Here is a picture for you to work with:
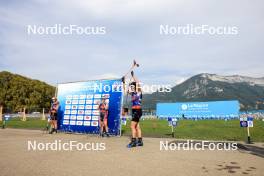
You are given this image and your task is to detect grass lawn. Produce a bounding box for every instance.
[0,118,47,129]
[122,119,264,142]
[1,118,264,142]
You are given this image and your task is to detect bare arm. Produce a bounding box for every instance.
[131,71,141,92]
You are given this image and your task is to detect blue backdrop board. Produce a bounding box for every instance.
[56,79,123,136]
[157,100,239,119]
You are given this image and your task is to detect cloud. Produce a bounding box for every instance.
[0,0,263,86]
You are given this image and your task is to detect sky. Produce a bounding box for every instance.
[0,0,263,86]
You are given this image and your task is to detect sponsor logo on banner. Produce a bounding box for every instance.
[91,121,99,126]
[63,120,69,125]
[93,99,101,104]
[73,95,79,99]
[86,94,93,99]
[180,103,209,112]
[78,110,84,115]
[85,110,92,115]
[66,95,73,99]
[76,121,83,126]
[181,104,188,110]
[86,100,93,104]
[84,121,91,126]
[71,110,77,114]
[94,94,102,98]
[71,105,78,109]
[72,100,79,104]
[64,115,70,120]
[66,100,72,104]
[92,116,99,121]
[78,100,85,104]
[92,110,100,116]
[64,110,71,114]
[85,105,93,109]
[93,105,99,109]
[84,115,92,120]
[77,115,84,120]
[70,121,76,125]
[65,105,71,109]
[80,95,86,99]
[70,115,77,120]
[78,105,85,109]
[102,94,110,98]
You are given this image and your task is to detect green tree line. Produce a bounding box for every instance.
[0,71,55,113]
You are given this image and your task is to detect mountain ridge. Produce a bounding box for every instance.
[143,73,264,111]
[0,71,263,112]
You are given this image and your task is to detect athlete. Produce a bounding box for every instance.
[98,97,109,137]
[49,97,59,134]
[127,71,143,148]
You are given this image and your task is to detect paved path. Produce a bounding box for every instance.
[0,129,263,176]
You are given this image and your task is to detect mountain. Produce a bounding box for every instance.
[0,71,55,113]
[143,73,264,111]
[1,71,263,112]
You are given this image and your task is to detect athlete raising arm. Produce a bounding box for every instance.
[127,71,143,148]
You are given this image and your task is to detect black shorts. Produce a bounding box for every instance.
[51,113,57,120]
[131,109,142,122]
[100,112,106,121]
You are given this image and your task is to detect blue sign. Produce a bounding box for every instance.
[157,100,239,119]
[57,79,123,136]
[240,117,253,127]
[167,117,178,126]
[167,117,172,126]
[247,117,253,127]
[171,118,178,126]
[240,120,248,127]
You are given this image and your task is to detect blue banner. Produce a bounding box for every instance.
[157,100,239,119]
[57,79,123,135]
